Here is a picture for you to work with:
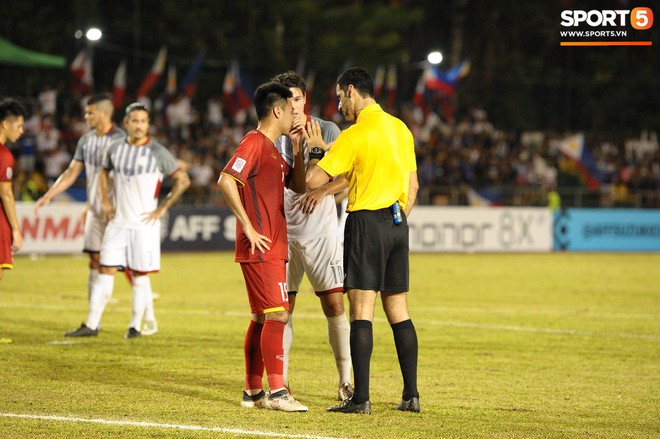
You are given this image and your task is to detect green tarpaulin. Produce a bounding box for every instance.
[0,36,66,68]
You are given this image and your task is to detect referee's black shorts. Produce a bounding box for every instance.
[343,207,409,293]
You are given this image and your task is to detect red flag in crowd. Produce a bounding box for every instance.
[373,65,385,98]
[412,73,428,114]
[70,48,93,95]
[180,52,205,97]
[136,46,167,99]
[423,64,455,95]
[322,81,339,120]
[165,63,177,100]
[558,133,603,189]
[222,59,252,120]
[386,64,397,108]
[112,59,127,109]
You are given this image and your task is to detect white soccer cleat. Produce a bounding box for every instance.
[141,320,158,336]
[267,391,308,412]
[241,390,268,408]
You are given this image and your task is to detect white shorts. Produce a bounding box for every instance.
[83,211,107,253]
[100,221,161,273]
[286,233,344,295]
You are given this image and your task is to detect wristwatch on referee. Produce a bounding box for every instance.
[309,146,325,161]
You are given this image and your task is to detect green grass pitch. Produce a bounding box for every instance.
[1,252,658,438]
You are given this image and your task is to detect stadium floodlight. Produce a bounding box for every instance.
[427,51,443,65]
[85,28,102,42]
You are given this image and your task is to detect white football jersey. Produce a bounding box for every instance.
[102,138,180,227]
[275,117,341,240]
[73,125,125,215]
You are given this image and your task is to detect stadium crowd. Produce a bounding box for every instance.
[7,87,660,209]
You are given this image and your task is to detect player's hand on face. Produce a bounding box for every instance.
[244,223,272,254]
[303,120,326,151]
[298,187,328,215]
[289,127,304,156]
[290,118,305,135]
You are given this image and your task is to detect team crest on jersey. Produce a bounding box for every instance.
[271,153,277,160]
[232,157,247,173]
[5,167,12,180]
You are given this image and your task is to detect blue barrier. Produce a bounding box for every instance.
[554,209,660,251]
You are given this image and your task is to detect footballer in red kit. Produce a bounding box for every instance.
[218,82,308,412]
[222,130,290,264]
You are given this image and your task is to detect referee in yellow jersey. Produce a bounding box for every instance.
[306,67,420,414]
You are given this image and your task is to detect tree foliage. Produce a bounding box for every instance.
[0,0,657,132]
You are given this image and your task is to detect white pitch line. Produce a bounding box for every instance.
[1,304,656,341]
[0,413,342,439]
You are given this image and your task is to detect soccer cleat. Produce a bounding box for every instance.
[396,396,421,413]
[267,390,308,412]
[124,327,141,339]
[141,320,158,336]
[65,323,98,337]
[338,382,354,401]
[327,397,371,414]
[241,390,268,409]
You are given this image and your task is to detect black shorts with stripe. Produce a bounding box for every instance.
[343,207,409,293]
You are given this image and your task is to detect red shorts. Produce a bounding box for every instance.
[240,259,289,315]
[0,214,13,269]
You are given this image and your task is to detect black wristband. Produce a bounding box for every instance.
[309,146,325,161]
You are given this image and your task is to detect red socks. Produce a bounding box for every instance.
[244,320,264,390]
[244,319,286,392]
[261,320,286,391]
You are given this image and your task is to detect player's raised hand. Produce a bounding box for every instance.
[303,120,327,151]
[289,124,304,156]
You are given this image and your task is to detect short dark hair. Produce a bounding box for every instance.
[254,82,292,120]
[270,71,306,94]
[87,93,113,107]
[0,98,27,122]
[124,102,150,119]
[337,67,374,98]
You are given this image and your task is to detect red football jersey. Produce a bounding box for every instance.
[0,143,15,262]
[222,130,290,263]
[0,143,14,184]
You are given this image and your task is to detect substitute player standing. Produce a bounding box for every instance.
[67,102,190,339]
[307,67,420,414]
[0,98,26,344]
[271,71,353,401]
[0,98,26,282]
[218,82,307,412]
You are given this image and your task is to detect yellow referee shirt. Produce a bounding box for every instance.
[317,104,416,212]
